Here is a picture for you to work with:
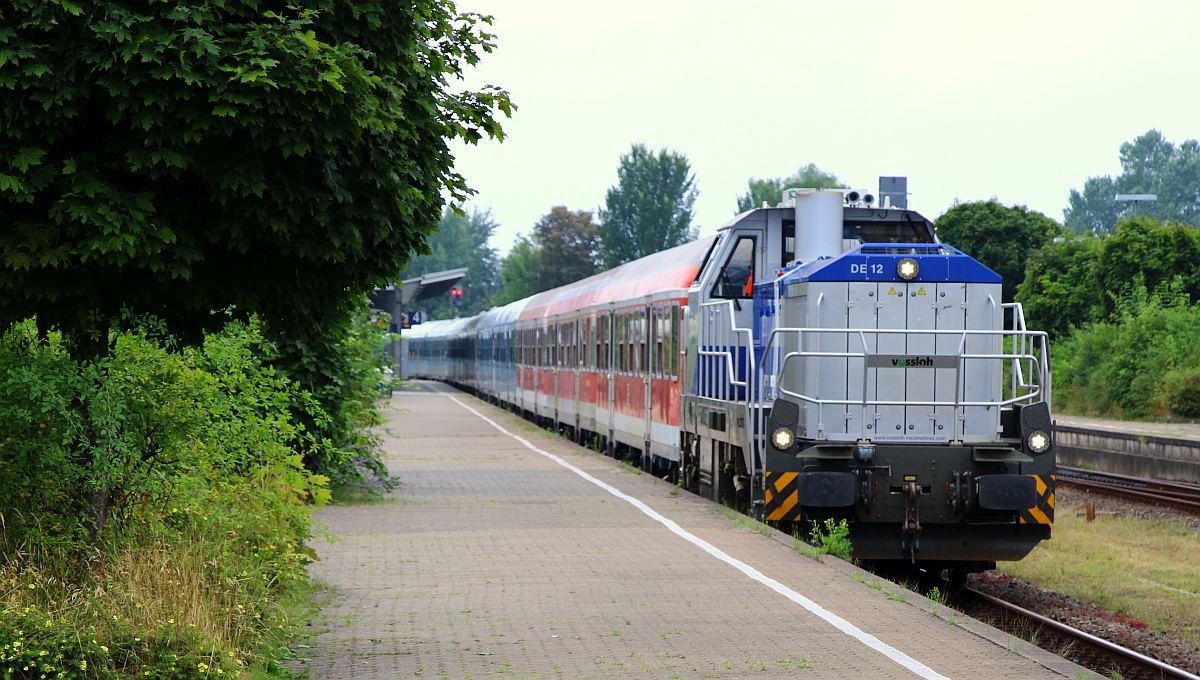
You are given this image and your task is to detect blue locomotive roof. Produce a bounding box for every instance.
[779,243,1001,285]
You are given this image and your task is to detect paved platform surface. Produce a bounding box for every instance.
[294,382,1099,679]
[1057,413,1200,442]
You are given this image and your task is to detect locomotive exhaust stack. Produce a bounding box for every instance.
[788,188,844,264]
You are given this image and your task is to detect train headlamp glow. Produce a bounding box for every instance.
[896,257,919,280]
[1027,430,1051,453]
[772,427,795,450]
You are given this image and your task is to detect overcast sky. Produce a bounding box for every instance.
[448,0,1200,254]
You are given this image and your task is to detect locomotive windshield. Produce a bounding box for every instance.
[843,212,937,244]
[712,235,756,300]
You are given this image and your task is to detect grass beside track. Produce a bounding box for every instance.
[996,497,1200,647]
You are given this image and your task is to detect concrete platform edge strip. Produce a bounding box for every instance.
[448,395,951,680]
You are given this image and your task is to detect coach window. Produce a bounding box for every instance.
[598,314,608,371]
[557,323,564,368]
[713,236,756,299]
[596,315,604,371]
[625,312,634,375]
[627,312,637,375]
[615,313,625,374]
[628,311,638,374]
[602,313,611,372]
[569,320,577,368]
[657,305,667,381]
[584,317,592,369]
[628,312,636,375]
[577,320,584,368]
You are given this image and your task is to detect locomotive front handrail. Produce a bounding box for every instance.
[757,324,1050,443]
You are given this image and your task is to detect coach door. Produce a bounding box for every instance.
[598,307,614,454]
[641,302,653,463]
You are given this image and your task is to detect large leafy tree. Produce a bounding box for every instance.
[1015,236,1105,340]
[0,0,510,537]
[403,206,501,319]
[0,0,511,355]
[495,234,540,305]
[735,163,844,213]
[935,201,1062,302]
[534,206,600,291]
[491,207,601,305]
[1064,130,1200,234]
[598,144,698,269]
[1095,217,1200,318]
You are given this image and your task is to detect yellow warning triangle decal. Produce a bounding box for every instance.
[887,287,897,296]
[917,287,926,296]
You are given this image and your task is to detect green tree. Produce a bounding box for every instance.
[935,201,1062,302]
[598,144,698,268]
[0,0,510,537]
[1015,235,1104,340]
[496,234,541,304]
[1065,130,1200,234]
[1063,176,1120,235]
[403,206,501,319]
[1095,217,1200,318]
[735,163,845,213]
[0,1,511,352]
[534,206,600,291]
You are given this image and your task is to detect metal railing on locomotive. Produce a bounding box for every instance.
[692,295,1051,511]
[694,298,758,496]
[696,298,756,401]
[752,308,1051,467]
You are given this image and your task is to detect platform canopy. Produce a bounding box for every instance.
[369,267,467,321]
[396,267,467,304]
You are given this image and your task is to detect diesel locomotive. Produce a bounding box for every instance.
[404,183,1054,573]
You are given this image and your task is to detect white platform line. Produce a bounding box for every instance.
[448,395,950,680]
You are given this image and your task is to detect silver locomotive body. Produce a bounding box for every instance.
[681,187,1053,567]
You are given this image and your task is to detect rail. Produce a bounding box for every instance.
[1057,466,1200,514]
[961,587,1200,680]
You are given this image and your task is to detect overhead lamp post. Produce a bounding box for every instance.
[1115,193,1157,217]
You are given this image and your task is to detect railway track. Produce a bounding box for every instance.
[956,587,1200,680]
[1057,465,1200,514]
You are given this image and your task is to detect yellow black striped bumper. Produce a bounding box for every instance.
[764,471,802,521]
[1018,474,1055,525]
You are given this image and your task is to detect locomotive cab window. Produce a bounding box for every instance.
[713,236,756,299]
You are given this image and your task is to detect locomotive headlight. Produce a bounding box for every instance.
[772,427,795,450]
[896,257,919,280]
[1027,430,1051,453]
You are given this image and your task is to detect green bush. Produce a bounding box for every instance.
[1054,282,1200,418]
[1160,367,1200,418]
[0,318,329,677]
[268,307,396,493]
[809,519,853,562]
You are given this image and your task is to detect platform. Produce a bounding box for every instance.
[1056,414,1200,442]
[293,381,1099,679]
